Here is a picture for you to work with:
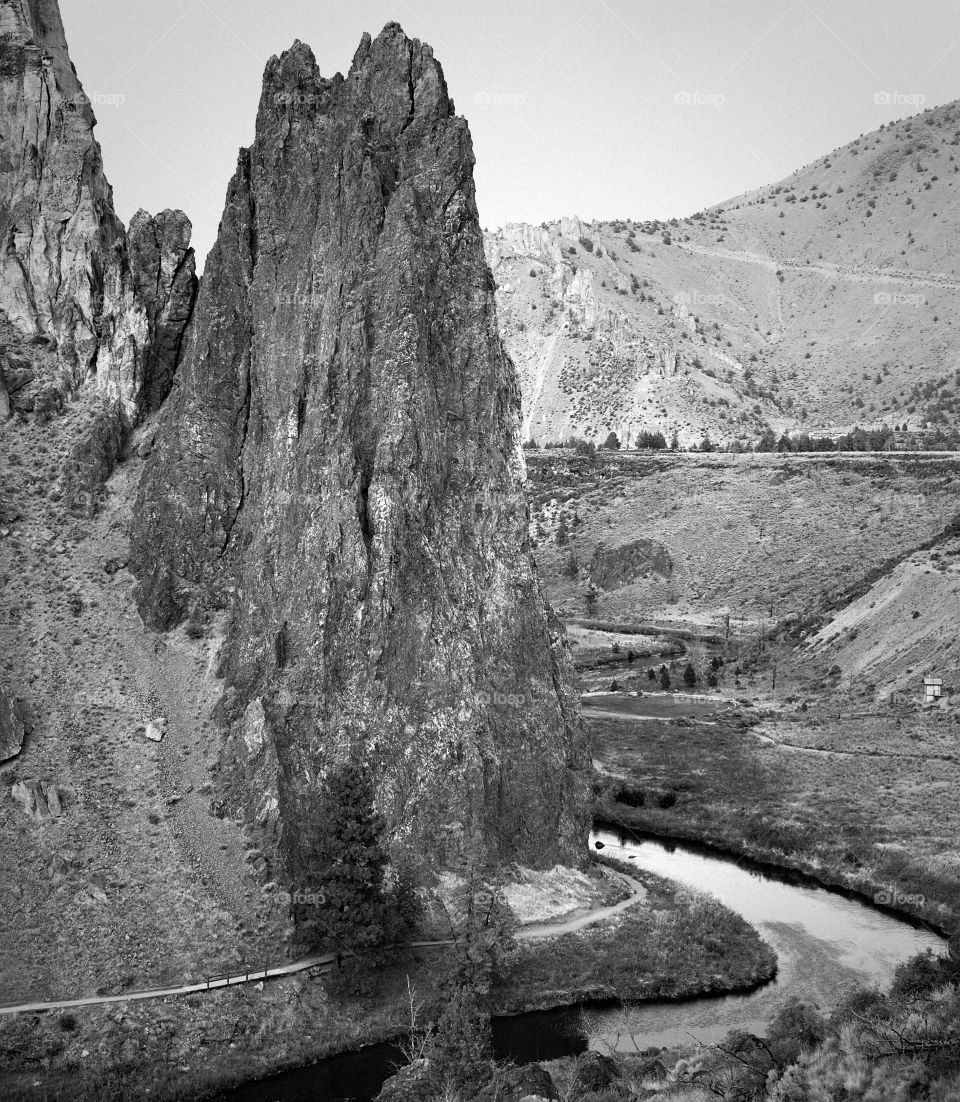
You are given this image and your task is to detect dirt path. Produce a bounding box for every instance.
[676,241,960,291]
[0,871,647,1015]
[751,729,959,764]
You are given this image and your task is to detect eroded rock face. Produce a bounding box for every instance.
[0,1,196,424]
[0,691,25,761]
[131,24,590,872]
[97,209,198,421]
[0,0,123,386]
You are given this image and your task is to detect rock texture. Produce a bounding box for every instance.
[0,0,123,387]
[11,777,71,821]
[0,690,25,761]
[97,208,198,420]
[131,25,589,873]
[0,0,196,423]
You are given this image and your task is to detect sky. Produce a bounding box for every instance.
[63,0,960,269]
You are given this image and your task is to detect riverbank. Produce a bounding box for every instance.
[495,858,776,1015]
[593,703,960,936]
[0,854,776,1101]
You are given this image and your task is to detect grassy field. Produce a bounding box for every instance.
[593,698,960,932]
[497,860,776,1014]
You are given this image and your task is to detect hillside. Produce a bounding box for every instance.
[487,101,960,447]
[527,451,960,631]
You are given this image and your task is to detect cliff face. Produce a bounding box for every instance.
[0,0,122,387]
[0,0,196,425]
[97,208,198,421]
[131,25,590,872]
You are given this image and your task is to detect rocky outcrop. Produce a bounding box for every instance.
[559,215,585,239]
[0,0,124,387]
[0,1,196,423]
[0,691,25,761]
[11,777,72,821]
[591,539,673,588]
[131,25,589,873]
[97,209,198,420]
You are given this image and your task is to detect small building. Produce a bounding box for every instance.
[923,676,943,704]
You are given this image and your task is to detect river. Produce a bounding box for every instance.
[221,827,945,1101]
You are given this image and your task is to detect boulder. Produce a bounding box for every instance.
[0,692,25,761]
[375,1059,433,1101]
[570,1052,621,1097]
[11,778,70,822]
[144,718,166,742]
[483,1062,559,1101]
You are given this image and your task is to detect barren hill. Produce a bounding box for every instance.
[487,101,960,447]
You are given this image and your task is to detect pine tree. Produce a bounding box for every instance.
[289,759,391,967]
[683,662,697,688]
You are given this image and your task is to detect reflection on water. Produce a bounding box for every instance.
[222,828,946,1097]
[582,825,945,1051]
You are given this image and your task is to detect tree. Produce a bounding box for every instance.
[637,430,667,450]
[427,854,516,1095]
[563,550,580,578]
[289,759,391,987]
[659,667,671,690]
[669,429,680,451]
[603,430,621,450]
[756,427,777,452]
[683,663,697,688]
[585,583,599,617]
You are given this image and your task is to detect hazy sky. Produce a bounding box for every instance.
[63,0,960,268]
